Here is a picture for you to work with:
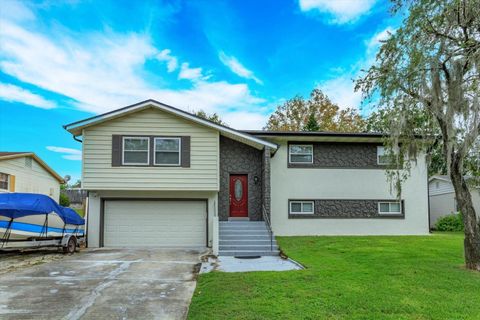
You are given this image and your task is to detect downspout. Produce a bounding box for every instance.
[73,135,83,143]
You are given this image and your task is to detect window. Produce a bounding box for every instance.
[377,146,392,165]
[0,173,9,190]
[122,137,150,165]
[154,137,181,166]
[378,201,402,214]
[289,201,314,214]
[289,145,313,164]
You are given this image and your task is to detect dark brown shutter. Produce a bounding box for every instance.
[181,136,190,168]
[111,135,122,166]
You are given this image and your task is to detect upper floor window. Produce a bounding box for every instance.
[154,137,181,166]
[0,173,9,190]
[378,201,401,214]
[123,137,150,165]
[377,146,390,165]
[289,144,313,164]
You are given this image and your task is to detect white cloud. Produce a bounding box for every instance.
[46,146,82,161]
[0,83,56,109]
[0,3,267,128]
[156,49,178,72]
[318,75,362,109]
[222,111,269,130]
[316,26,394,110]
[298,0,377,24]
[178,62,206,81]
[218,52,262,85]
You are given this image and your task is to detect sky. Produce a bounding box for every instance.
[0,0,401,182]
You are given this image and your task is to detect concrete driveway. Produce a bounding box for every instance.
[0,248,206,320]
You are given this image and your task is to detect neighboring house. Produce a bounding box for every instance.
[64,100,429,255]
[0,152,64,202]
[428,175,480,228]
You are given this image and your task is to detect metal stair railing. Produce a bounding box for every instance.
[262,204,273,251]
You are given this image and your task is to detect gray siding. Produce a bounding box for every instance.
[288,199,405,219]
[288,142,384,169]
[219,136,263,221]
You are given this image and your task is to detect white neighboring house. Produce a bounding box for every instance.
[428,175,480,228]
[0,152,64,202]
[64,100,429,256]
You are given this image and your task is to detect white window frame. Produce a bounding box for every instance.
[0,172,9,191]
[378,201,402,215]
[122,136,150,165]
[153,137,181,166]
[377,146,388,165]
[289,200,315,214]
[289,144,313,164]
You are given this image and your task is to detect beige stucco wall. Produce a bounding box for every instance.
[270,141,429,236]
[0,157,60,202]
[82,107,219,191]
[86,190,217,248]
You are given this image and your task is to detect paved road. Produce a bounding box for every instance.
[0,248,206,319]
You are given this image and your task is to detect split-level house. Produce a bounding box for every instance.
[64,100,429,256]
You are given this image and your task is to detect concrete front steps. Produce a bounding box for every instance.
[219,221,280,257]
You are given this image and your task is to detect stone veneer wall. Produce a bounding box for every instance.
[219,136,263,221]
[288,199,405,219]
[288,142,384,169]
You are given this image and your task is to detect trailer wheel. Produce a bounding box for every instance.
[63,237,77,254]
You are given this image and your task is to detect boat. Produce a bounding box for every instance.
[0,193,85,243]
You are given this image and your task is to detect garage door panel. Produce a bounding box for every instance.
[104,200,206,247]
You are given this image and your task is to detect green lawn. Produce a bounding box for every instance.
[188,233,480,320]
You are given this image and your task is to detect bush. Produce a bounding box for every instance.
[435,213,463,231]
[59,193,70,207]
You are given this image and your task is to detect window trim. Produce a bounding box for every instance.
[153,137,181,166]
[0,172,9,191]
[122,136,150,166]
[289,144,314,164]
[378,201,402,215]
[289,200,315,214]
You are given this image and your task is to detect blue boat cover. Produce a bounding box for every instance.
[0,193,84,225]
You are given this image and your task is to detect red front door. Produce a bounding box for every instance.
[229,174,248,217]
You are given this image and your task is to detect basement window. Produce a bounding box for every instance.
[378,201,401,215]
[289,201,314,214]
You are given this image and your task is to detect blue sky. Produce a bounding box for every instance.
[0,0,399,182]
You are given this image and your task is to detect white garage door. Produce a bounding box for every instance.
[103,200,207,247]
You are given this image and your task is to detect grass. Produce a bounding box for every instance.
[73,208,84,217]
[188,233,480,320]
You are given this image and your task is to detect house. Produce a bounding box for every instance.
[0,152,64,202]
[64,100,429,255]
[428,175,480,228]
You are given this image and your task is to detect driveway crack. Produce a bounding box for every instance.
[65,259,142,320]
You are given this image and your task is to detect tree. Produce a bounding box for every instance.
[264,89,366,132]
[366,108,447,176]
[356,0,480,270]
[304,113,320,131]
[195,110,227,126]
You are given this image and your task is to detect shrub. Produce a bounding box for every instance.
[59,193,70,207]
[435,213,463,231]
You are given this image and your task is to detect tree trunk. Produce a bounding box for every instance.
[450,154,480,271]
